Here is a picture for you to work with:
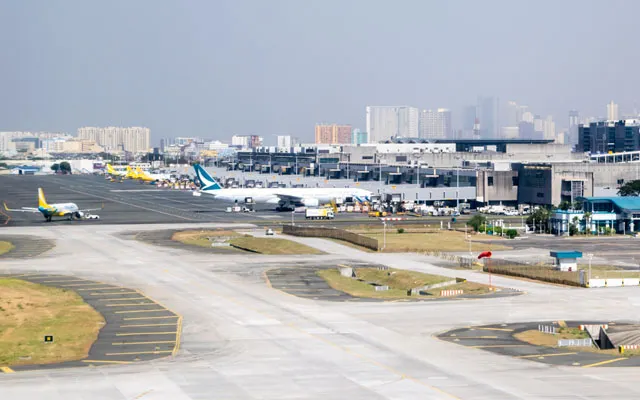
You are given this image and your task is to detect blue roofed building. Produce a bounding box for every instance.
[551,196,640,235]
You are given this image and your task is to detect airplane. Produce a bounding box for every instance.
[135,167,171,182]
[105,164,137,180]
[3,188,103,222]
[192,164,372,211]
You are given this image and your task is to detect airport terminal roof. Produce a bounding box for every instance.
[579,196,640,212]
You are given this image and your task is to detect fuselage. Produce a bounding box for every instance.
[202,187,371,204]
[38,202,79,217]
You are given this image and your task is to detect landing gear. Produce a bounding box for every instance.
[46,216,52,222]
[275,204,295,212]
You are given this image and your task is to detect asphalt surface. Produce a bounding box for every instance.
[0,234,55,259]
[438,321,640,367]
[0,273,180,370]
[2,175,640,398]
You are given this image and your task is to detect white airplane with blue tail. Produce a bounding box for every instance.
[193,164,371,210]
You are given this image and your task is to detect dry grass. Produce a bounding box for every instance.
[229,237,324,255]
[171,229,240,247]
[358,230,511,252]
[0,241,14,255]
[515,328,589,347]
[0,278,105,366]
[316,267,494,299]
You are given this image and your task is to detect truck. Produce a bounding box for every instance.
[305,208,335,220]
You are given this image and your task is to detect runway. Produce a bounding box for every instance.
[1,175,640,399]
[1,221,640,399]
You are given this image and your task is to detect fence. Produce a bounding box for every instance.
[282,224,379,251]
[483,262,584,287]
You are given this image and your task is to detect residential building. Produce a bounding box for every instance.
[77,126,150,153]
[543,116,556,141]
[352,129,368,145]
[366,106,419,143]
[314,124,351,144]
[231,135,262,148]
[418,109,452,139]
[568,110,580,145]
[607,101,619,121]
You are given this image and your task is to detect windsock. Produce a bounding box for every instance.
[477,251,492,259]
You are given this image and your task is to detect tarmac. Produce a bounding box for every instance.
[2,175,640,399]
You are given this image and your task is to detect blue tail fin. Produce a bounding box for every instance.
[193,164,222,190]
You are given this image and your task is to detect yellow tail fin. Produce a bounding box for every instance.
[38,188,50,208]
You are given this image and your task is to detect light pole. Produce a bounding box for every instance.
[381,220,387,251]
[291,210,295,226]
[456,166,460,210]
[586,253,593,283]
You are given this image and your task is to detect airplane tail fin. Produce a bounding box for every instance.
[106,164,115,174]
[193,164,221,190]
[38,188,50,208]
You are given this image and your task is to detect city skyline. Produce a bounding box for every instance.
[2,1,640,143]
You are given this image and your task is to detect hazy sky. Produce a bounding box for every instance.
[2,0,639,144]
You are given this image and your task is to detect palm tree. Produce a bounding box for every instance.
[583,212,592,235]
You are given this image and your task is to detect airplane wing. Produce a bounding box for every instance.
[273,193,304,203]
[3,203,41,213]
[79,203,104,213]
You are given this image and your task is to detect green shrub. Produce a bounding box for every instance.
[505,229,518,239]
[397,228,405,234]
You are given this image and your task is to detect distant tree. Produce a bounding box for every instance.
[59,161,71,173]
[468,215,486,232]
[527,207,552,233]
[618,180,640,196]
[558,201,571,211]
[50,163,60,172]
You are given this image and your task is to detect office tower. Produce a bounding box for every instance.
[231,135,262,148]
[418,108,452,139]
[461,105,477,138]
[77,127,150,153]
[505,101,519,127]
[351,129,368,145]
[533,115,544,139]
[314,124,352,144]
[365,106,419,143]
[477,96,499,138]
[521,111,534,123]
[568,110,579,145]
[607,101,619,121]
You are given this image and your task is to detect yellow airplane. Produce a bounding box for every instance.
[4,188,103,222]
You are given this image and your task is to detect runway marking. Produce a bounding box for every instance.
[60,283,107,288]
[91,291,138,296]
[177,273,460,400]
[105,303,157,307]
[111,340,176,346]
[120,323,178,328]
[122,315,179,321]
[133,389,154,399]
[0,366,15,373]
[517,352,577,359]
[76,286,119,291]
[448,336,499,339]
[472,327,514,332]
[132,289,183,357]
[116,331,177,336]
[114,309,168,314]
[105,350,173,356]
[97,297,147,302]
[82,360,132,365]
[582,358,627,368]
[470,344,531,349]
[63,187,196,221]
[41,279,88,283]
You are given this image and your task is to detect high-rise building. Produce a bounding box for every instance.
[314,124,351,144]
[277,135,293,148]
[365,106,419,143]
[231,135,262,148]
[477,96,499,138]
[607,101,619,121]
[461,105,477,138]
[418,109,452,139]
[543,116,556,141]
[77,127,150,153]
[351,129,368,145]
[568,110,580,145]
[579,120,640,153]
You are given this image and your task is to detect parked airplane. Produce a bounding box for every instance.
[3,188,103,222]
[105,164,138,180]
[193,164,371,210]
[135,167,171,182]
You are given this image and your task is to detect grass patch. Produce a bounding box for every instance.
[515,328,589,347]
[316,267,494,299]
[229,237,324,255]
[0,278,104,366]
[171,229,240,247]
[358,230,511,252]
[0,241,14,255]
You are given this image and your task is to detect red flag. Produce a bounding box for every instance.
[477,251,492,259]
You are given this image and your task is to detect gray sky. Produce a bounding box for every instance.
[2,0,639,144]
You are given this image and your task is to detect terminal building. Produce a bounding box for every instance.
[551,197,640,235]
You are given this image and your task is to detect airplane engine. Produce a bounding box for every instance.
[301,198,319,207]
[74,211,84,219]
